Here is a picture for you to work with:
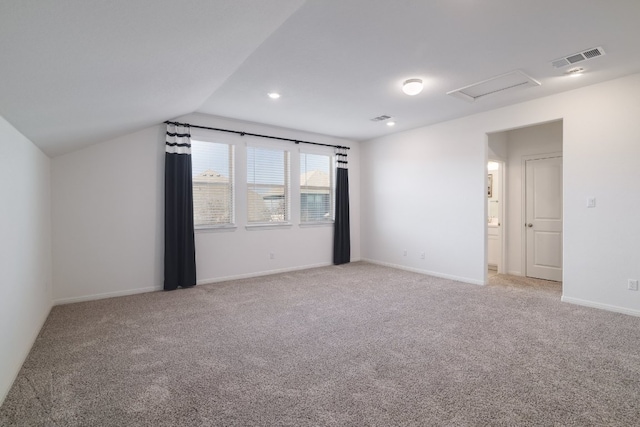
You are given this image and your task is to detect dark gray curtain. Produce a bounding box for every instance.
[164,124,196,290]
[333,148,350,264]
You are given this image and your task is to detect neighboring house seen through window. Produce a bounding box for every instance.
[191,139,336,228]
[300,152,333,222]
[191,140,234,227]
[247,146,290,224]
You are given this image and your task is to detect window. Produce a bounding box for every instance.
[191,140,234,227]
[300,152,333,222]
[247,146,290,223]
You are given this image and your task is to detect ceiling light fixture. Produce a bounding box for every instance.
[565,67,585,77]
[402,79,423,96]
[386,121,396,127]
[267,92,281,99]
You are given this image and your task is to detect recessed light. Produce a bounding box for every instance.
[402,79,423,96]
[267,92,281,99]
[386,121,396,127]
[565,67,585,77]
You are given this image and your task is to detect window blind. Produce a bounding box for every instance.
[247,146,290,223]
[191,140,234,227]
[300,152,333,222]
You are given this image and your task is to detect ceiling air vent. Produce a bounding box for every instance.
[370,114,392,122]
[551,46,606,68]
[446,70,541,103]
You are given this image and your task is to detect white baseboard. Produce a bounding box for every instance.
[0,302,52,406]
[561,296,640,317]
[507,270,523,276]
[361,258,484,286]
[197,262,333,285]
[53,260,358,305]
[53,286,162,306]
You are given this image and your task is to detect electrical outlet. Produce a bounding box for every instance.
[628,279,639,291]
[269,252,275,260]
[420,252,425,260]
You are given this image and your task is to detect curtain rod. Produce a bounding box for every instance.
[165,121,350,150]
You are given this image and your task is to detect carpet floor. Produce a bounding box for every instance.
[1,262,639,426]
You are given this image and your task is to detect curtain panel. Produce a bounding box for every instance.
[333,147,350,265]
[164,124,196,290]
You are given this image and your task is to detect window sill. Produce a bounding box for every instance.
[195,225,237,233]
[299,221,334,228]
[245,223,293,231]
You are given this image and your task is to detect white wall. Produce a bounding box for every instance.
[488,131,507,161]
[52,113,360,303]
[52,126,165,303]
[0,116,52,404]
[361,73,640,316]
[361,117,486,284]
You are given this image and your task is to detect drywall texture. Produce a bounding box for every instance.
[0,116,52,404]
[51,113,360,303]
[361,73,640,316]
[52,126,165,303]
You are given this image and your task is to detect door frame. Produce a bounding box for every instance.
[488,159,506,274]
[520,151,563,278]
[497,160,506,274]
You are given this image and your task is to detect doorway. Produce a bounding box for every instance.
[486,120,563,282]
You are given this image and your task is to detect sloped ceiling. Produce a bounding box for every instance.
[0,0,305,156]
[2,1,640,157]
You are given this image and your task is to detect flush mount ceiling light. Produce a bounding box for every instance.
[386,121,396,127]
[565,67,585,77]
[267,92,281,99]
[402,79,423,96]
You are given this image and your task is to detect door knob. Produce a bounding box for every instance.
[527,223,533,227]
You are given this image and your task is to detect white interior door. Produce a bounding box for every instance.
[525,156,562,281]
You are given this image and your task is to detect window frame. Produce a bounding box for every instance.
[299,148,335,226]
[190,132,236,231]
[245,142,292,228]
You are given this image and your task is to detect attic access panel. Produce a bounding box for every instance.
[447,70,541,102]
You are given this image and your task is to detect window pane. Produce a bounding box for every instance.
[300,153,333,222]
[247,147,290,223]
[191,140,234,226]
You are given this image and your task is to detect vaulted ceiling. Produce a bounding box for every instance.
[2,0,640,157]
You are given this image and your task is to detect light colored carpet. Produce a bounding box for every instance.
[1,262,639,426]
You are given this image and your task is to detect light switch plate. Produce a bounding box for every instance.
[587,198,596,208]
